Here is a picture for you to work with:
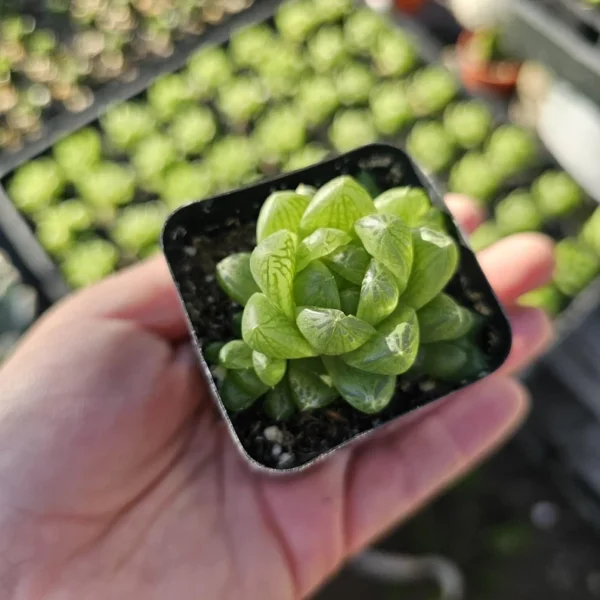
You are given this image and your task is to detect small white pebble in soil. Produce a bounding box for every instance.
[264,426,284,445]
[475,302,493,316]
[207,295,215,304]
[271,444,282,458]
[278,452,294,468]
[204,274,215,283]
[172,226,186,239]
[183,246,197,257]
[419,380,437,392]
[531,501,560,530]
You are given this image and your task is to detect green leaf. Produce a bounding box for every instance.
[354,214,413,293]
[421,339,487,382]
[294,260,341,310]
[323,356,396,414]
[264,380,297,421]
[219,340,254,369]
[204,341,225,365]
[256,191,310,243]
[288,359,339,411]
[357,259,400,326]
[374,187,431,226]
[230,368,270,397]
[253,351,287,387]
[417,294,474,343]
[402,228,460,309]
[216,253,260,306]
[219,371,258,413]
[323,242,371,285]
[250,230,298,320]
[418,207,449,233]
[296,307,375,355]
[242,293,316,359]
[296,228,352,272]
[300,175,375,236]
[343,306,420,375]
[340,288,361,315]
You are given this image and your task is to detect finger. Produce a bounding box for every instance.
[55,255,189,341]
[260,377,528,597]
[500,306,553,375]
[445,194,486,234]
[478,233,555,306]
[344,376,528,555]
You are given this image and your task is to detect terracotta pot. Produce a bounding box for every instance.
[394,0,427,14]
[456,30,521,96]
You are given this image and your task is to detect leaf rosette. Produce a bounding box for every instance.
[211,176,485,419]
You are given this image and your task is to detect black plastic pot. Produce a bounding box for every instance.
[162,143,512,474]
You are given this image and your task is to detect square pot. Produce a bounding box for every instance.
[162,143,512,474]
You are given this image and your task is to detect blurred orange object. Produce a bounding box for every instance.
[394,0,427,14]
[456,30,521,96]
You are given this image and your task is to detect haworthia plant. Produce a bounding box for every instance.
[212,176,486,419]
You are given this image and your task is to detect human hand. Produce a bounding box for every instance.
[0,196,553,600]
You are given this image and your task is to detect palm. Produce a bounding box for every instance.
[0,197,553,600]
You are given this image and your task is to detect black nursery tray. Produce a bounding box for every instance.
[0,0,265,176]
[162,144,512,474]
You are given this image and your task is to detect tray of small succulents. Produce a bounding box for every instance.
[0,0,260,172]
[2,0,600,337]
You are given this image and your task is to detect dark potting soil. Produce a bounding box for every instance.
[166,211,504,471]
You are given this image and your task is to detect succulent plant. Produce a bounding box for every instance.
[112,202,167,256]
[35,199,93,256]
[470,221,502,252]
[307,26,347,73]
[443,101,493,150]
[61,238,119,289]
[449,152,500,204]
[369,81,414,136]
[8,158,65,215]
[206,136,259,190]
[329,109,377,153]
[581,206,600,255]
[275,0,318,44]
[344,8,389,55]
[312,0,354,23]
[519,284,565,317]
[212,175,481,417]
[217,76,265,126]
[532,171,583,219]
[407,121,456,174]
[169,105,217,156]
[256,42,308,100]
[228,24,275,69]
[147,73,193,122]
[132,133,178,189]
[253,105,307,164]
[75,161,136,221]
[100,101,156,153]
[371,29,417,78]
[160,161,213,210]
[495,190,543,235]
[295,75,339,127]
[553,238,600,297]
[486,125,537,180]
[336,62,376,106]
[284,145,329,172]
[53,127,102,180]
[408,66,459,116]
[186,45,234,97]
